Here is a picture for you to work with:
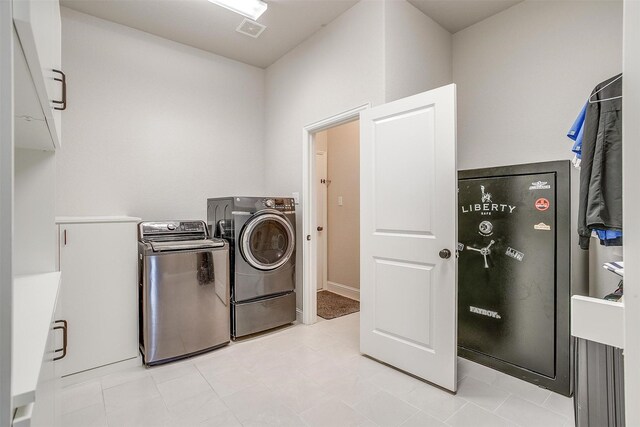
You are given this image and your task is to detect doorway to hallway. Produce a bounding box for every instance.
[313,120,361,321]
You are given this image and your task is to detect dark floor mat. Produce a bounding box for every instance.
[317,290,360,320]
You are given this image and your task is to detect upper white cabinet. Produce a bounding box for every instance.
[13,0,62,150]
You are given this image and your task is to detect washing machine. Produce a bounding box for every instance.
[207,196,296,338]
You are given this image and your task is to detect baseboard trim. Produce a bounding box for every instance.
[61,356,142,387]
[326,281,360,301]
[296,308,303,323]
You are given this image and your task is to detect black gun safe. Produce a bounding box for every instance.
[458,161,572,396]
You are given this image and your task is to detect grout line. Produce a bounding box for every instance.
[352,406,378,426]
[457,373,495,388]
[149,371,170,413]
[539,397,574,422]
[66,315,510,427]
[393,390,426,414]
[442,400,468,424]
[492,393,511,413]
[449,401,520,427]
[99,382,108,427]
[198,409,242,427]
[493,406,524,427]
[494,386,573,422]
[494,395,571,427]
[456,369,469,382]
[490,381,553,408]
[539,390,577,422]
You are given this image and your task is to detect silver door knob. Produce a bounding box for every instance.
[317,226,324,231]
[439,249,451,259]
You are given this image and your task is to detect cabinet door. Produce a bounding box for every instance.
[30,318,56,427]
[58,223,139,376]
[13,0,62,148]
[47,0,62,144]
[13,32,51,150]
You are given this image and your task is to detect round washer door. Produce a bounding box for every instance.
[240,212,295,271]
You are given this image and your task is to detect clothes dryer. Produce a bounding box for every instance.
[207,197,296,338]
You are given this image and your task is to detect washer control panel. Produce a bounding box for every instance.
[263,198,294,210]
[140,220,208,238]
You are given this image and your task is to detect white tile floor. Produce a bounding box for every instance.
[60,313,575,427]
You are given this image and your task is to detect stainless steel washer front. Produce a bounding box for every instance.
[139,221,230,365]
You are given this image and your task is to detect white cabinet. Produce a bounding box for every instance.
[4,1,61,424]
[29,314,62,427]
[12,273,62,427]
[56,217,141,377]
[571,295,625,348]
[13,0,62,150]
[14,34,51,150]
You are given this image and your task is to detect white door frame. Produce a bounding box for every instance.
[315,150,328,292]
[623,1,640,425]
[0,2,13,426]
[301,103,369,325]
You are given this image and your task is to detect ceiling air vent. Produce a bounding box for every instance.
[236,18,266,38]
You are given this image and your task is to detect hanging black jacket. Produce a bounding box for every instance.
[578,74,623,250]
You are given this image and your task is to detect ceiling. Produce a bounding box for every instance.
[61,0,523,69]
[61,0,359,68]
[407,0,523,33]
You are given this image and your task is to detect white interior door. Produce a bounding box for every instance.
[360,84,457,391]
[316,151,327,291]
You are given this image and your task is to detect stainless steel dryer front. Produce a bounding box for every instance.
[207,197,296,338]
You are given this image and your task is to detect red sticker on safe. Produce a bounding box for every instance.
[535,198,550,211]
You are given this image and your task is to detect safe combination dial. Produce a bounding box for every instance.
[466,240,495,269]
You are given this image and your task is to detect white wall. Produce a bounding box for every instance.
[453,0,623,170]
[315,130,327,152]
[264,0,456,308]
[264,0,386,308]
[589,245,623,298]
[384,0,452,102]
[0,2,12,425]
[326,120,360,290]
[453,0,623,295]
[14,150,56,276]
[265,1,385,196]
[57,8,266,221]
[623,0,640,423]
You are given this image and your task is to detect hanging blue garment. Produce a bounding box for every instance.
[568,101,622,247]
[567,102,587,159]
[595,229,623,246]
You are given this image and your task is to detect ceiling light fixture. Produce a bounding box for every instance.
[207,0,268,21]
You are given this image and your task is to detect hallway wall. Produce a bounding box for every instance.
[326,121,360,291]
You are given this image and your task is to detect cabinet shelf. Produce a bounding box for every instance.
[12,272,61,408]
[571,295,624,349]
[13,0,62,150]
